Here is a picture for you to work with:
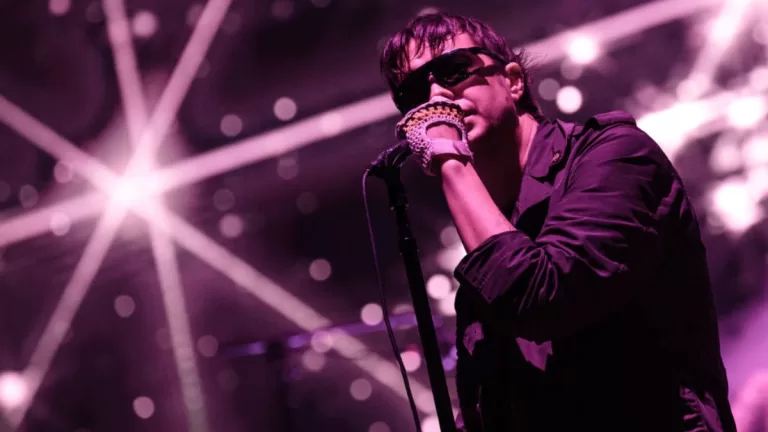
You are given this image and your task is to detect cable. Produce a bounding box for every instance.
[362,170,423,432]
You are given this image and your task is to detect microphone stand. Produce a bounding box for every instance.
[369,152,456,432]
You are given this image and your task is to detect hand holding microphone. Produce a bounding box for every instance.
[395,96,474,175]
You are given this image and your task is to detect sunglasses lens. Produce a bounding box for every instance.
[394,50,478,114]
[432,52,474,85]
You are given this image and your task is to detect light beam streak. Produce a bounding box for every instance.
[104,0,212,429]
[3,0,231,426]
[0,193,104,247]
[679,0,758,101]
[0,0,724,249]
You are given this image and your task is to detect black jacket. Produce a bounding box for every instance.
[454,112,736,431]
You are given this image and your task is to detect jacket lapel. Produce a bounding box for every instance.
[511,120,572,233]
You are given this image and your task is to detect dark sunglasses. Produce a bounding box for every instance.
[392,47,507,114]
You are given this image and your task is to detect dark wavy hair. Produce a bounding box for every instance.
[380,13,543,121]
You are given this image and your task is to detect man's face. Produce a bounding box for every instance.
[403,33,519,148]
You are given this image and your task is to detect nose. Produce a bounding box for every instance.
[428,74,455,102]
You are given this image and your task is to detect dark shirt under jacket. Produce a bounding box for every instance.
[453,112,736,432]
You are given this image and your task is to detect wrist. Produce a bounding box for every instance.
[437,156,472,178]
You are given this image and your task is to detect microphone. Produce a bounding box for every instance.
[367,140,411,176]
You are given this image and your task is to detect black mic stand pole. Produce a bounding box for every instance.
[369,159,456,432]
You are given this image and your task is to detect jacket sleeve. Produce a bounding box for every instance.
[453,126,670,343]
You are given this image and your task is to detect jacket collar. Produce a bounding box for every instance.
[525,119,572,180]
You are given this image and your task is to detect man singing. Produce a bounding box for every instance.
[380,13,736,431]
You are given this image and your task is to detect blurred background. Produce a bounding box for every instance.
[0,0,767,430]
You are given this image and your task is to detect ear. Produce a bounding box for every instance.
[504,62,524,102]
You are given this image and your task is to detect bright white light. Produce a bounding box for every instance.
[50,212,71,236]
[301,350,326,371]
[49,0,71,16]
[566,35,600,65]
[749,67,768,90]
[296,192,318,214]
[132,10,158,39]
[19,185,39,209]
[401,350,422,372]
[220,114,243,137]
[675,74,710,100]
[709,139,743,174]
[369,422,391,432]
[538,78,561,101]
[436,243,466,272]
[196,335,218,357]
[212,188,235,211]
[133,396,155,419]
[219,214,244,238]
[360,303,383,326]
[114,295,136,318]
[708,178,762,234]
[726,97,767,129]
[556,86,583,114]
[0,371,29,411]
[438,289,458,317]
[112,176,151,206]
[350,378,373,401]
[753,25,767,45]
[426,274,452,300]
[274,97,298,121]
[421,415,440,432]
[637,102,707,150]
[746,167,768,199]
[309,259,332,281]
[742,135,768,167]
[310,331,333,353]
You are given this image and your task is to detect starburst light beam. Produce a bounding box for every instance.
[0,0,725,251]
[0,193,105,247]
[104,0,212,429]
[8,202,130,427]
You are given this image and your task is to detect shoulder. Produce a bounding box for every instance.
[566,111,667,163]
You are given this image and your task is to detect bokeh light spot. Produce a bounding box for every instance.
[133,396,155,419]
[131,10,158,39]
[360,303,383,326]
[197,335,219,358]
[220,114,243,137]
[401,350,422,372]
[556,86,583,114]
[369,422,391,432]
[114,295,136,318]
[309,258,332,281]
[426,274,452,300]
[50,212,72,236]
[19,185,39,209]
[219,214,245,238]
[350,378,373,401]
[274,97,298,121]
[49,0,71,16]
[212,188,236,211]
